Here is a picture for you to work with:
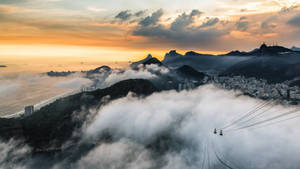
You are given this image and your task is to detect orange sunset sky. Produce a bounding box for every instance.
[0,0,300,69]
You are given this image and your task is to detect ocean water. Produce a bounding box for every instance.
[0,61,128,116]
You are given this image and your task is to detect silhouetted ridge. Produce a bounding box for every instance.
[143,57,162,66]
[131,54,163,68]
[225,50,250,56]
[168,50,180,56]
[224,44,294,56]
[185,51,208,56]
[176,65,205,79]
[164,50,183,58]
[89,65,111,73]
[222,59,300,83]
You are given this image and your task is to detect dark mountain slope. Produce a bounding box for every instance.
[222,57,300,83]
[162,50,250,72]
[130,54,163,69]
[143,57,163,66]
[176,65,205,80]
[222,44,297,56]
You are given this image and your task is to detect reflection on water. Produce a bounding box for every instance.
[0,74,74,116]
[0,60,129,74]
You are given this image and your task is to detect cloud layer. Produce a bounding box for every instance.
[1,84,300,168]
[1,2,300,51]
[81,85,300,169]
[0,73,92,116]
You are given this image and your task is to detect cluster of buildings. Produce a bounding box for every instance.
[177,79,197,91]
[81,86,97,92]
[208,76,300,104]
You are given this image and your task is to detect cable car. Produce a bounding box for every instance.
[214,128,217,134]
[219,130,223,136]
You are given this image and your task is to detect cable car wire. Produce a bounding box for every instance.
[249,113,300,130]
[227,108,300,132]
[225,103,276,131]
[220,100,273,130]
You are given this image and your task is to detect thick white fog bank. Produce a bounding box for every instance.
[55,77,92,89]
[0,140,31,169]
[97,64,169,89]
[1,84,300,169]
[83,85,300,169]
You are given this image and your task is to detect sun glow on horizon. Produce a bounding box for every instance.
[1,0,300,73]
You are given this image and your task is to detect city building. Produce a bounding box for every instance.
[24,105,34,117]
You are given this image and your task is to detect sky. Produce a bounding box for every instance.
[0,0,300,68]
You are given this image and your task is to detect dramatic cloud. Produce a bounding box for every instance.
[288,14,300,27]
[235,16,249,31]
[133,9,226,48]
[138,9,163,27]
[200,18,219,28]
[279,5,299,14]
[1,2,300,52]
[134,10,146,17]
[170,9,202,31]
[115,10,132,21]
[260,16,277,32]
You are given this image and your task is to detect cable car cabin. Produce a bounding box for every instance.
[219,130,223,136]
[214,128,217,134]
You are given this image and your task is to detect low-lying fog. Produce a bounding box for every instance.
[2,85,300,169]
[0,73,92,116]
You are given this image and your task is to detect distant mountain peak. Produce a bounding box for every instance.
[260,43,268,50]
[224,50,249,56]
[257,44,292,55]
[131,54,163,68]
[224,44,294,56]
[169,50,178,55]
[165,50,182,57]
[142,57,162,66]
[163,50,183,63]
[94,65,111,72]
[291,46,300,51]
[87,65,111,74]
[145,54,153,60]
[185,51,204,56]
